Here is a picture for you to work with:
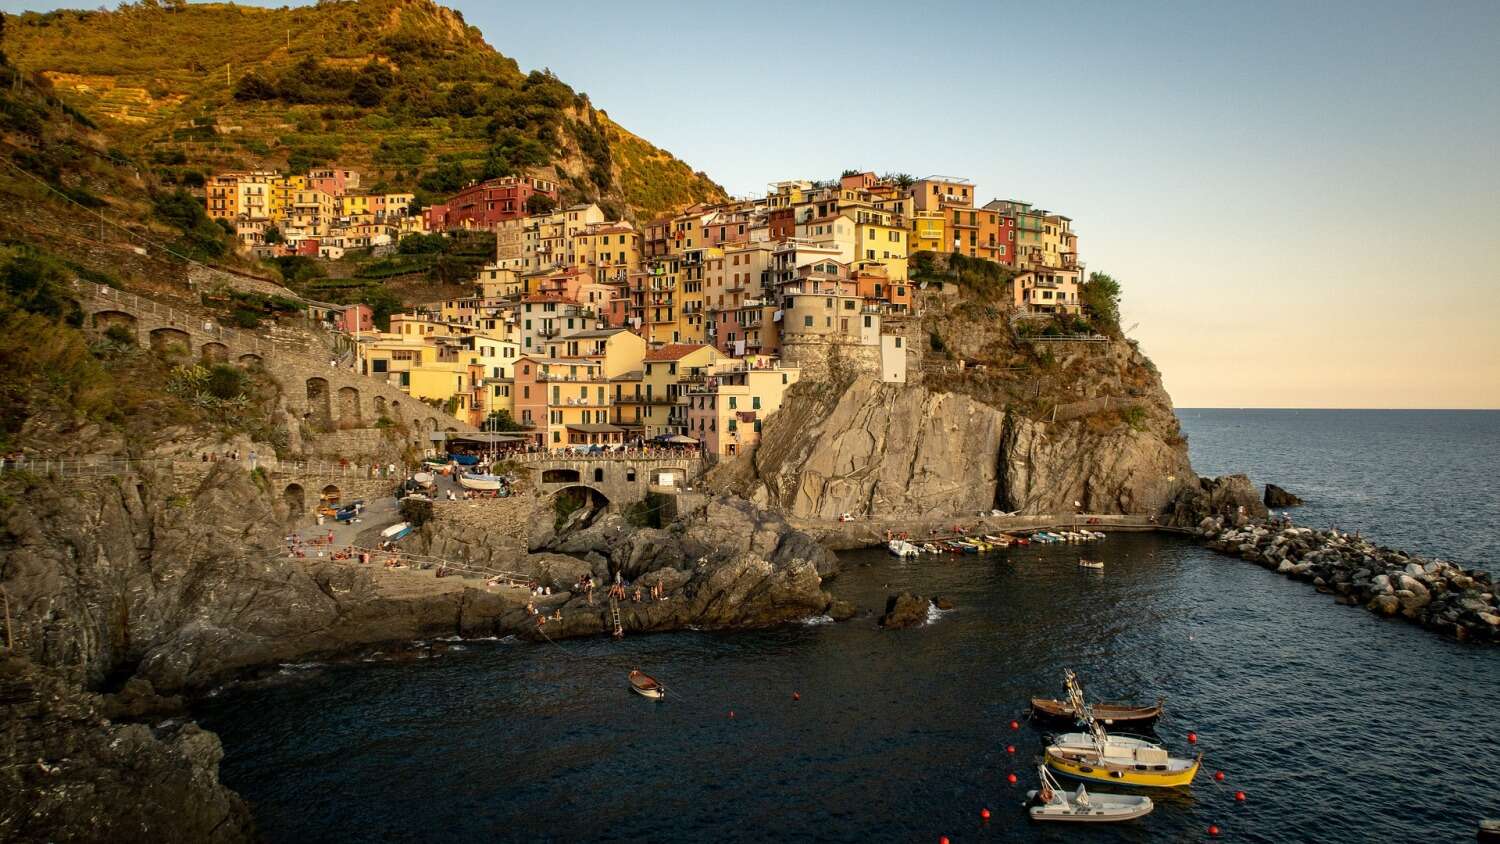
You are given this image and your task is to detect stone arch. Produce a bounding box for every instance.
[336,386,361,428]
[200,341,229,364]
[390,400,405,424]
[320,484,341,506]
[422,417,438,433]
[149,327,192,359]
[372,395,388,421]
[306,377,332,428]
[238,353,263,367]
[542,468,581,484]
[283,483,305,515]
[92,309,137,335]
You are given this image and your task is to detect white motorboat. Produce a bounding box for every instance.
[1027,765,1153,822]
[887,539,919,557]
[458,471,502,491]
[1079,559,1104,570]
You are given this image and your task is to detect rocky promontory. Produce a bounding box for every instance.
[1200,519,1498,641]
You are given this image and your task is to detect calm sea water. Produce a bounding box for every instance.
[198,411,1500,842]
[1178,409,1500,571]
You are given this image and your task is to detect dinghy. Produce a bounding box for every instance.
[887,540,920,558]
[628,669,665,699]
[1078,559,1104,570]
[458,471,502,491]
[1027,765,1153,823]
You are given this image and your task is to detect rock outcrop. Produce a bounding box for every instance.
[1264,483,1304,508]
[879,593,931,629]
[0,655,254,842]
[1167,474,1268,527]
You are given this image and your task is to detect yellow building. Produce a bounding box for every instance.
[852,210,909,283]
[545,327,646,379]
[641,343,721,437]
[683,359,801,456]
[339,193,371,218]
[910,210,946,254]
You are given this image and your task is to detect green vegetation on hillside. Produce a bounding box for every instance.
[5,0,726,219]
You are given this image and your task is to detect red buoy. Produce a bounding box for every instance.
[939,837,950,844]
[728,710,735,719]
[1010,720,1020,730]
[1007,773,1018,784]
[1214,770,1225,781]
[792,692,800,701]
[1235,790,1246,802]
[980,807,991,820]
[1187,731,1198,744]
[1006,744,1016,754]
[1208,824,1220,836]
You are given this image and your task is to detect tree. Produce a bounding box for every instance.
[362,285,403,331]
[525,193,555,215]
[483,409,523,431]
[1082,271,1123,336]
[350,61,395,107]
[233,72,278,101]
[263,225,283,245]
[445,82,482,118]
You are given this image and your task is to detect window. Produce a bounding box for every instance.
[752,396,761,410]
[804,315,813,327]
[729,397,737,409]
[372,359,388,373]
[864,315,872,328]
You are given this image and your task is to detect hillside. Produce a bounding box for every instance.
[4,0,726,220]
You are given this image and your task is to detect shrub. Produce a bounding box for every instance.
[399,496,434,527]
[103,324,135,346]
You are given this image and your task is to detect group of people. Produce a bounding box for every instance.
[283,530,336,559]
[605,576,668,604]
[525,601,563,628]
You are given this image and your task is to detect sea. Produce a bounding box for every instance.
[197,410,1500,843]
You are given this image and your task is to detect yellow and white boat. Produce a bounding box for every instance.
[1044,732,1201,787]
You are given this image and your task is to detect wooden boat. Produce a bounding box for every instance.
[1031,669,1164,727]
[1078,559,1105,570]
[458,472,502,491]
[1027,765,1153,823]
[628,669,665,699]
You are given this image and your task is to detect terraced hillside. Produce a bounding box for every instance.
[4,0,725,219]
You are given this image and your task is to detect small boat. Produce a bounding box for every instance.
[1008,534,1031,546]
[1031,670,1164,728]
[1079,560,1104,570]
[921,543,941,554]
[458,472,503,491]
[888,540,919,558]
[1027,765,1153,823]
[412,471,435,488]
[628,669,665,699]
[448,453,481,466]
[1479,819,1500,842]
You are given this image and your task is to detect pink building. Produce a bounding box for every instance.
[336,304,374,334]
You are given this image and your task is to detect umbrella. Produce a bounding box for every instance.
[663,434,698,445]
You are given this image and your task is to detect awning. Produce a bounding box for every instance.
[662,434,698,444]
[565,423,625,433]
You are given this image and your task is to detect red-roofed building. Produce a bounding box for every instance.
[424,176,560,232]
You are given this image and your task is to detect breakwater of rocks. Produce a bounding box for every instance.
[1199,519,1498,642]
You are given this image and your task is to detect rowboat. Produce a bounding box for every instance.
[1027,765,1153,823]
[1031,669,1164,727]
[458,472,502,491]
[1078,560,1105,570]
[628,669,665,699]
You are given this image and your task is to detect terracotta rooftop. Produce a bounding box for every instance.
[644,343,713,362]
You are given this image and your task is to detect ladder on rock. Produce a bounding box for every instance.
[609,596,623,639]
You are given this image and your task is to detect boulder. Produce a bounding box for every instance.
[880,593,931,629]
[1263,483,1304,507]
[1368,595,1400,616]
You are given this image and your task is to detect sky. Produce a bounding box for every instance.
[5,0,1498,408]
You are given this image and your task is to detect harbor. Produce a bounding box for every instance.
[196,532,1500,842]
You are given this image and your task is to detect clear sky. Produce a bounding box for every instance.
[6,0,1498,408]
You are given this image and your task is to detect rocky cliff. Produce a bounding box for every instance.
[0,655,253,843]
[716,338,1199,521]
